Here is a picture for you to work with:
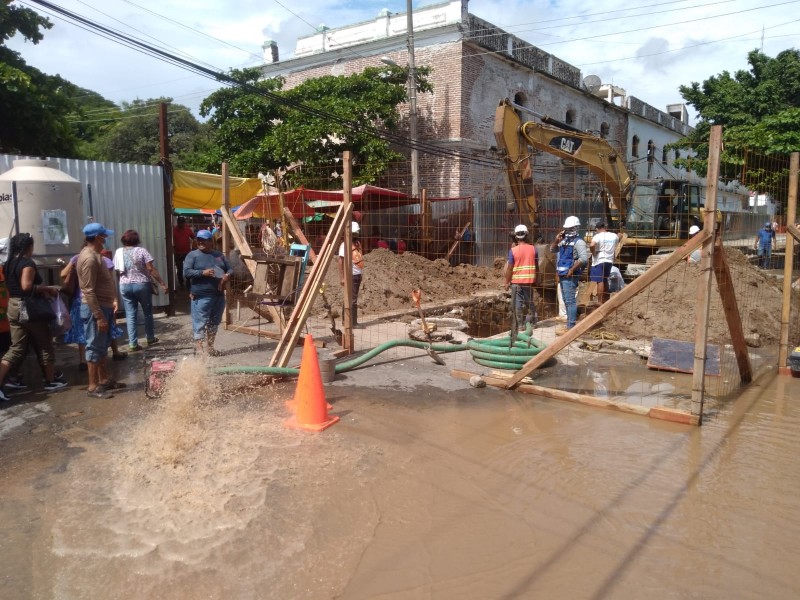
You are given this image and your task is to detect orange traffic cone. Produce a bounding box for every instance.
[284,335,339,432]
[286,336,332,413]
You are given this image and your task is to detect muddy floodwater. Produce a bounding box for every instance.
[1,357,799,599]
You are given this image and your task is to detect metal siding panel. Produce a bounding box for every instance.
[1,154,168,306]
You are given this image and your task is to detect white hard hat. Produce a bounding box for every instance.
[351,222,360,234]
[514,224,528,238]
[689,225,700,235]
[563,216,580,229]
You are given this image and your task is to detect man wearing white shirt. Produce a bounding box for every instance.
[589,222,619,305]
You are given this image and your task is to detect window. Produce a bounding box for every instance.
[600,122,610,138]
[514,92,526,107]
[566,109,576,126]
[675,149,680,160]
[647,140,655,162]
[662,148,668,165]
[632,135,640,158]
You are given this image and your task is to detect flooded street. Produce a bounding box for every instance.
[1,357,799,599]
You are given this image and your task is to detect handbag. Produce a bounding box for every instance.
[49,294,72,336]
[19,295,56,323]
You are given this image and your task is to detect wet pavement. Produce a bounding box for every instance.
[1,293,800,598]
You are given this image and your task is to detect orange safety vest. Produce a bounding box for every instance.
[510,243,536,284]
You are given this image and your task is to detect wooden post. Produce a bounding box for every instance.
[779,152,799,369]
[421,189,430,259]
[503,230,710,388]
[712,236,752,383]
[221,163,231,325]
[341,151,355,353]
[158,102,175,316]
[691,125,722,424]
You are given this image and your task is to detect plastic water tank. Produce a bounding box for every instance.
[0,159,84,264]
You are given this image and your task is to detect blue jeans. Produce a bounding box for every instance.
[560,276,580,329]
[757,245,772,268]
[120,282,155,346]
[81,304,114,363]
[510,284,536,330]
[191,295,226,340]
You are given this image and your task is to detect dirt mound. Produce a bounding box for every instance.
[603,248,796,345]
[320,248,505,317]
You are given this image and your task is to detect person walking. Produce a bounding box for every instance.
[338,222,364,327]
[754,221,776,269]
[588,221,618,304]
[77,223,119,399]
[504,224,538,331]
[0,233,67,401]
[172,216,195,289]
[551,216,588,333]
[183,229,232,355]
[114,230,167,351]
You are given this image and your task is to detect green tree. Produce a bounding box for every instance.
[195,65,433,186]
[94,98,207,168]
[673,48,800,188]
[0,1,78,155]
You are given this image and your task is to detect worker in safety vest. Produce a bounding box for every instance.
[504,224,538,331]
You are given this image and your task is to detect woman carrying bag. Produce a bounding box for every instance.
[113,229,167,351]
[0,233,68,400]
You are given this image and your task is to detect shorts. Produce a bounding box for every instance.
[590,262,612,283]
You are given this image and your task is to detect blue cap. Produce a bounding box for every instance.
[83,223,114,237]
[197,229,213,240]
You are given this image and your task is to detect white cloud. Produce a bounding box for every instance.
[6,0,798,124]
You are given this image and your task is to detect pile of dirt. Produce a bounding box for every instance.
[603,248,797,345]
[312,246,796,346]
[319,248,505,317]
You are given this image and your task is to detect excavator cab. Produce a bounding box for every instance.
[625,180,701,240]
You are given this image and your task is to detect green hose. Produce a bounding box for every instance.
[211,328,546,376]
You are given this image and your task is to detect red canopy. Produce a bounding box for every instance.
[234,185,412,220]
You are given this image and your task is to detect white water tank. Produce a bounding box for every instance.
[0,159,84,265]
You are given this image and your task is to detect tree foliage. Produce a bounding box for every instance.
[672,48,800,191]
[194,65,433,186]
[0,1,79,156]
[92,97,208,168]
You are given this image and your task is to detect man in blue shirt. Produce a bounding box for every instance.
[184,229,233,355]
[754,222,776,269]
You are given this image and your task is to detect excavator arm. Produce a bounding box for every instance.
[494,99,633,232]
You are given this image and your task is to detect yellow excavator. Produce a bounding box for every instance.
[493,99,721,271]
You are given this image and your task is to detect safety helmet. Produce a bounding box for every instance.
[563,216,580,229]
[351,222,360,234]
[764,221,772,228]
[514,224,528,238]
[689,225,700,235]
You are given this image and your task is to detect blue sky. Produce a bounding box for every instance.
[9,0,799,123]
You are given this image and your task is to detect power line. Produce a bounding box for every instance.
[25,0,501,168]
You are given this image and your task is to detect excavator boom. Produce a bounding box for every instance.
[494,99,632,233]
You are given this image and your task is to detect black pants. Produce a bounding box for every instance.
[175,253,188,286]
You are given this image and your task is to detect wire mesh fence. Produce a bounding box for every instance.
[216,141,799,425]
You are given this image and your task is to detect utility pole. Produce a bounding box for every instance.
[406,0,420,199]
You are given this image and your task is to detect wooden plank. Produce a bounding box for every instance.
[220,206,257,278]
[647,337,721,376]
[283,207,317,264]
[502,229,711,388]
[445,221,471,261]
[787,223,800,243]
[268,201,350,367]
[341,151,354,352]
[712,236,752,382]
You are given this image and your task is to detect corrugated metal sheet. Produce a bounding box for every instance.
[1,155,168,306]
